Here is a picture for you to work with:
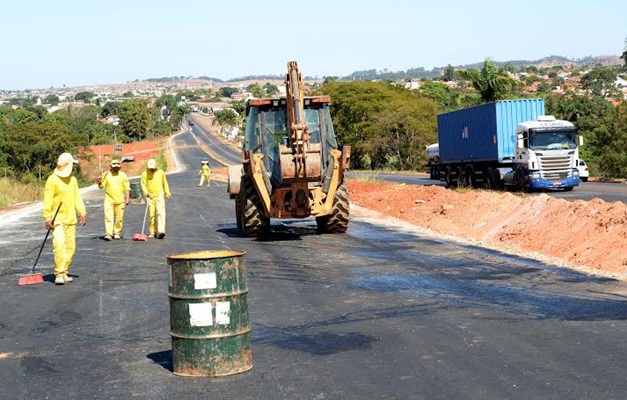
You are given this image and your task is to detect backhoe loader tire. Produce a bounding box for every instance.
[235,193,243,231]
[238,175,269,236]
[316,183,349,233]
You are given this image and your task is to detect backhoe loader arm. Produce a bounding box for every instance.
[285,61,309,177]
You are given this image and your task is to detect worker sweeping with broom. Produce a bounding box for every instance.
[97,159,130,241]
[141,159,171,239]
[42,152,87,285]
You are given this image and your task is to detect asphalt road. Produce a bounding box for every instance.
[1,130,627,400]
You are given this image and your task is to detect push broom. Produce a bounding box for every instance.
[132,200,149,241]
[18,202,62,286]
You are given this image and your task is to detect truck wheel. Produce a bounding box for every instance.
[484,168,494,189]
[456,166,465,188]
[445,166,455,188]
[316,183,350,233]
[515,169,526,192]
[492,169,504,191]
[239,176,269,236]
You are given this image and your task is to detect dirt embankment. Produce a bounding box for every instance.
[81,136,177,181]
[348,180,627,280]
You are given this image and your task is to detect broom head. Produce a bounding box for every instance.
[132,233,148,241]
[18,273,45,286]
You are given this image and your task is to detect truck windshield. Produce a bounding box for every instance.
[528,129,577,150]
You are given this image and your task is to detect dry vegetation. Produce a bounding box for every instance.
[0,177,44,208]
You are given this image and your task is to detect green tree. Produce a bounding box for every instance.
[0,122,87,179]
[525,75,543,86]
[219,87,238,98]
[118,99,151,140]
[440,64,456,82]
[586,102,627,178]
[168,104,188,131]
[263,83,279,96]
[74,91,95,102]
[43,94,59,106]
[231,100,246,115]
[320,81,439,170]
[101,101,120,118]
[213,109,239,127]
[580,66,620,98]
[457,60,522,103]
[536,82,550,93]
[246,83,265,98]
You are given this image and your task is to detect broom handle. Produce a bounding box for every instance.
[32,202,62,273]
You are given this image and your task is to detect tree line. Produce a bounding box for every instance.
[0,94,189,183]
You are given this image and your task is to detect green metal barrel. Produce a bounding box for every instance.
[167,250,252,377]
[129,182,142,200]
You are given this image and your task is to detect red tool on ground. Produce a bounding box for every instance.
[132,201,149,241]
[18,202,62,286]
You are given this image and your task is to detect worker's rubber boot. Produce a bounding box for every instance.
[55,275,65,285]
[64,274,73,283]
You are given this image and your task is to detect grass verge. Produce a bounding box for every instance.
[0,178,44,208]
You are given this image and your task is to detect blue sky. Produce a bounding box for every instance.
[1,0,626,90]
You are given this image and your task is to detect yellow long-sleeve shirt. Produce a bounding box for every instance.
[199,164,210,176]
[99,170,130,204]
[141,169,171,198]
[43,174,86,225]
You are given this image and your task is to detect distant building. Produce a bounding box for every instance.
[100,114,120,125]
[231,92,253,101]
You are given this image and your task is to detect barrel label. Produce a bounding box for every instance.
[215,301,230,325]
[188,303,213,326]
[194,272,217,290]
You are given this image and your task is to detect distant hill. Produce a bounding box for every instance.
[339,54,623,82]
[136,55,623,85]
[143,76,223,83]
[457,54,622,69]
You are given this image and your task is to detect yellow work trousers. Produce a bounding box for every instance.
[104,201,125,236]
[52,223,76,277]
[198,174,210,186]
[148,194,166,235]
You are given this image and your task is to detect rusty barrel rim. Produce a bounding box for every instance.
[167,249,245,261]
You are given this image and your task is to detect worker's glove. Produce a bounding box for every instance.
[45,220,54,230]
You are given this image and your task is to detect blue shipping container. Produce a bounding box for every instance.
[437,99,545,164]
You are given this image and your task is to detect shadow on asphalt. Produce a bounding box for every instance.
[147,350,173,372]
[217,220,337,242]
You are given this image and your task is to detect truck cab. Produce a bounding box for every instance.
[513,116,582,191]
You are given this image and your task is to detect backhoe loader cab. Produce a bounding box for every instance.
[227,62,350,236]
[244,97,339,187]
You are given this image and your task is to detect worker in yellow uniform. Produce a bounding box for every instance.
[140,159,171,239]
[43,152,87,285]
[97,159,130,241]
[197,159,211,187]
